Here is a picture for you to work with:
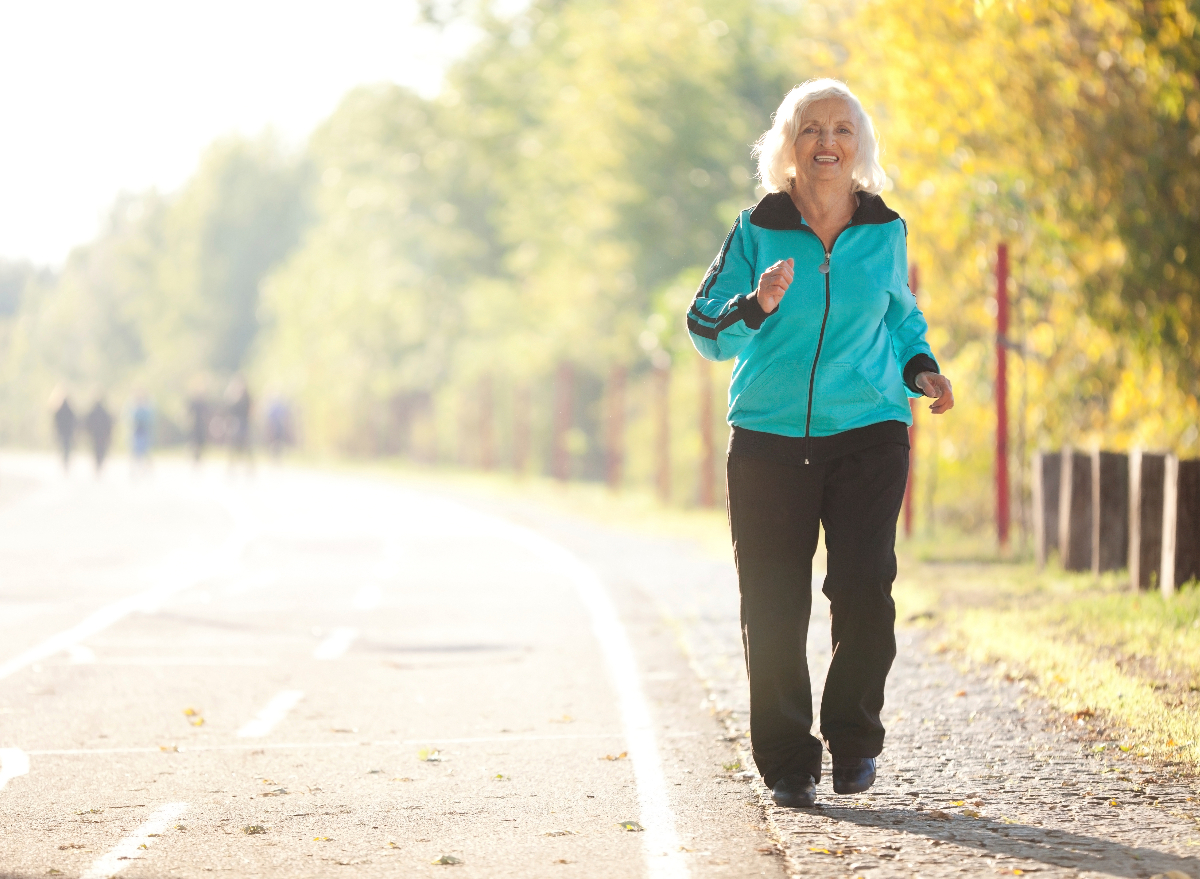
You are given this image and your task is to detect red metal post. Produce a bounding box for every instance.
[904,264,919,538]
[996,243,1010,548]
[698,358,715,507]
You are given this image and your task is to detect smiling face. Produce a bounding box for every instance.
[791,97,860,191]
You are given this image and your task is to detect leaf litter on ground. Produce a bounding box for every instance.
[431,854,463,865]
[617,821,643,832]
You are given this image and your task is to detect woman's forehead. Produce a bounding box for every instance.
[799,97,855,124]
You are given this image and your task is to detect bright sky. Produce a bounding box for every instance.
[0,1,479,266]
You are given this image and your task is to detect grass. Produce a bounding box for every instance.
[893,548,1200,772]
[319,456,1200,773]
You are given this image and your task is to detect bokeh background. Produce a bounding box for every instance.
[2,0,1198,546]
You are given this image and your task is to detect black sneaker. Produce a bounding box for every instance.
[831,757,876,795]
[771,773,817,808]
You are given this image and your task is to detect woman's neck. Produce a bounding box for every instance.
[789,180,858,251]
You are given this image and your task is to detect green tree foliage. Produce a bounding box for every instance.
[0,136,309,442]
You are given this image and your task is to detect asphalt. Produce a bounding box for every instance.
[0,453,783,879]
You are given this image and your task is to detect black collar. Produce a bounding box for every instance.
[748,190,900,231]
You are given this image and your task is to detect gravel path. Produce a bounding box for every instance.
[486,495,1200,879]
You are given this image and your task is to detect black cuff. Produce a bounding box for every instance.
[741,294,771,330]
[903,353,940,394]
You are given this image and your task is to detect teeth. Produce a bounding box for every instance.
[815,156,837,162]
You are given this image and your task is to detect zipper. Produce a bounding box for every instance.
[803,248,832,464]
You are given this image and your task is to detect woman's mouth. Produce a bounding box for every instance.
[814,155,839,163]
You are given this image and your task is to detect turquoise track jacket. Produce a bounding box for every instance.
[687,191,938,442]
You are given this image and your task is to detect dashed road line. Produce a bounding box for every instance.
[313,627,358,659]
[0,535,250,682]
[236,689,304,738]
[80,801,188,879]
[0,747,29,790]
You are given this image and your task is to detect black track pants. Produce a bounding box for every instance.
[726,443,908,787]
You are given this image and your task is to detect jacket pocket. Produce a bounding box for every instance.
[731,359,811,427]
[809,363,885,433]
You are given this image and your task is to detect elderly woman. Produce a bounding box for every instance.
[687,79,954,808]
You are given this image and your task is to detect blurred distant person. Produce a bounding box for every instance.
[225,376,253,473]
[265,395,291,460]
[187,387,212,464]
[49,387,75,470]
[687,80,954,809]
[130,393,155,477]
[84,399,114,474]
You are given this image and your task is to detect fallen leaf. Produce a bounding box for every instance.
[1119,744,1134,753]
[553,859,570,865]
[723,761,742,771]
[550,715,574,724]
[137,844,148,850]
[242,825,267,835]
[617,821,643,832]
[962,808,982,818]
[182,708,199,717]
[418,748,442,763]
[159,744,178,752]
[391,777,414,782]
[260,788,289,797]
[190,718,205,727]
[313,836,332,842]
[1109,799,1120,807]
[57,844,85,851]
[954,690,967,697]
[808,847,834,855]
[47,870,63,876]
[431,854,463,865]
[387,842,400,848]
[261,779,275,784]
[951,800,965,806]
[602,752,628,761]
[493,774,508,781]
[1073,708,1095,719]
[544,830,574,837]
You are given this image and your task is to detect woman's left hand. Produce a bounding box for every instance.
[915,372,954,414]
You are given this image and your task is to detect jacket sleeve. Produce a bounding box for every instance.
[686,214,771,361]
[884,228,939,397]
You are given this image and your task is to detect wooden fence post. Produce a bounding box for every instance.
[655,363,671,503]
[478,374,494,471]
[1129,450,1165,590]
[605,365,626,491]
[1058,447,1093,572]
[1033,450,1061,569]
[1161,455,1200,598]
[1162,454,1179,597]
[1091,450,1129,574]
[511,384,530,476]
[552,362,573,482]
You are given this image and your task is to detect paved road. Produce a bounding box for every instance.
[0,454,781,879]
[2,453,1199,879]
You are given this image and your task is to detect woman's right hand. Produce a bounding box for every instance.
[752,258,794,314]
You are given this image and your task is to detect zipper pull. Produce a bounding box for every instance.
[819,251,830,274]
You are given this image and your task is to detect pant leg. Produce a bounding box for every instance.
[727,454,824,786]
[818,443,908,758]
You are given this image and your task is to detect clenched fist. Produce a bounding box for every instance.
[752,259,793,314]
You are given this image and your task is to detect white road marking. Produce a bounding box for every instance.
[95,657,274,667]
[0,535,251,682]
[0,747,30,790]
[491,519,690,879]
[313,627,358,659]
[237,689,304,738]
[27,731,703,757]
[351,583,381,610]
[66,644,96,664]
[80,801,188,879]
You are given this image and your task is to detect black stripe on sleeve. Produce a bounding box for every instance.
[903,353,940,394]
[695,217,740,300]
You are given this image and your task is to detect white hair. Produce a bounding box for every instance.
[752,79,886,195]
